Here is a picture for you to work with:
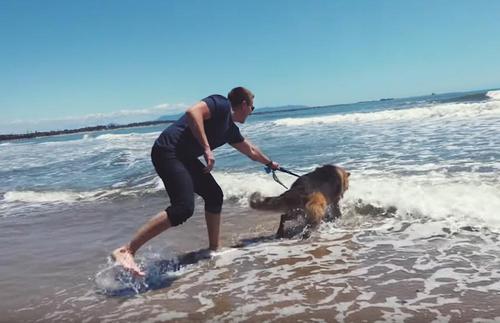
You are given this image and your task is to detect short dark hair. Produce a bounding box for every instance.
[228,87,254,108]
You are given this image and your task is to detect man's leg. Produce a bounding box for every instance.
[205,211,221,251]
[112,154,195,276]
[112,211,171,276]
[186,159,224,251]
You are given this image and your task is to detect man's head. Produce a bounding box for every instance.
[228,87,254,123]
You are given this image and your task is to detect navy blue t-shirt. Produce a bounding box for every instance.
[155,95,244,158]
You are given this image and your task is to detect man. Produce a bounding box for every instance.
[112,87,279,276]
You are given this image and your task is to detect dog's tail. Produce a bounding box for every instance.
[249,192,287,210]
[305,192,328,227]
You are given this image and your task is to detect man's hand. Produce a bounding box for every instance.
[203,148,215,173]
[267,161,280,171]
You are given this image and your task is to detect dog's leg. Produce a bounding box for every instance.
[331,203,342,219]
[276,213,287,238]
[305,192,327,229]
[276,209,306,238]
[301,227,312,240]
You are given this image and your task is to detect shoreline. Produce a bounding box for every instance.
[0,120,174,142]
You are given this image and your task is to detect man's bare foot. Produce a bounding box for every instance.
[111,246,145,276]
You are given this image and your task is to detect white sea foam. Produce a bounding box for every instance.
[273,100,500,126]
[1,188,134,204]
[95,133,142,141]
[346,173,500,229]
[92,132,160,143]
[26,130,159,147]
[486,90,500,100]
[3,190,98,204]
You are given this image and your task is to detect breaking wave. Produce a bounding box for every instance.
[273,100,500,127]
[3,170,500,233]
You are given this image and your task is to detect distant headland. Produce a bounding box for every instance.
[0,120,174,142]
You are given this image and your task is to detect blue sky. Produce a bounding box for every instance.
[1,0,499,133]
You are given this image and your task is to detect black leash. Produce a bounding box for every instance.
[265,165,301,189]
[277,167,300,178]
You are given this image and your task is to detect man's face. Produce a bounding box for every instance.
[247,98,255,115]
[243,96,255,121]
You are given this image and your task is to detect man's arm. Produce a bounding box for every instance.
[186,101,214,173]
[231,139,279,169]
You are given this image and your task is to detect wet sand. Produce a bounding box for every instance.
[3,195,500,322]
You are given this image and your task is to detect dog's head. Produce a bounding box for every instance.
[334,166,350,198]
[306,164,350,203]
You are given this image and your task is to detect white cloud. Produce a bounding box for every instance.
[0,102,189,134]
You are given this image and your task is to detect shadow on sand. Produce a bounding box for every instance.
[95,235,276,297]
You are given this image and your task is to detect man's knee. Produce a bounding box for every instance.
[166,203,195,226]
[204,185,223,214]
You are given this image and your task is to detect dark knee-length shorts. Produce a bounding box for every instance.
[151,144,223,226]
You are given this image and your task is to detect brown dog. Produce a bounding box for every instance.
[250,165,350,238]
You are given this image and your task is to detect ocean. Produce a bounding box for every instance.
[1,89,499,322]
